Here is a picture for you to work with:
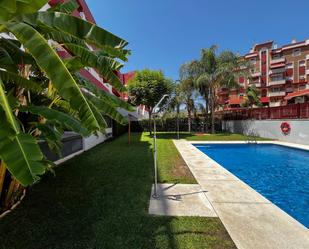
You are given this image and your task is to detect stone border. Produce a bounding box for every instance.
[173,139,309,249]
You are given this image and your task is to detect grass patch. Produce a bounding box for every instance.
[0,133,236,249]
[144,131,271,141]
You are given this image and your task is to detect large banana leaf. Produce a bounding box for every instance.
[42,30,87,48]
[21,11,129,61]
[6,21,103,132]
[0,0,48,22]
[0,70,43,93]
[0,37,35,66]
[78,76,134,111]
[85,93,128,125]
[0,47,17,72]
[0,79,20,133]
[16,0,49,14]
[0,79,47,186]
[47,0,79,14]
[0,133,46,186]
[64,43,125,92]
[21,105,90,136]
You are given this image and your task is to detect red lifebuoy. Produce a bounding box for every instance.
[280,122,291,135]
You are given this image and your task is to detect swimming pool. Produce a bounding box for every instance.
[194,143,309,228]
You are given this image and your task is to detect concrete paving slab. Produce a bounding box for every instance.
[199,179,271,204]
[213,202,309,249]
[148,183,217,217]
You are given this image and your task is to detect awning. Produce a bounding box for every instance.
[284,89,309,100]
[270,63,285,69]
[260,97,269,103]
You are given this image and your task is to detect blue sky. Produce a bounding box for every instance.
[88,0,309,80]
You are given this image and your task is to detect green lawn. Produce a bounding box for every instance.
[0,133,236,249]
[146,131,271,141]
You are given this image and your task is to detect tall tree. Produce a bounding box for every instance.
[195,46,247,133]
[169,82,183,138]
[179,63,196,133]
[128,69,173,134]
[242,85,261,109]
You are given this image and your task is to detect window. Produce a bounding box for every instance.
[292,48,301,57]
[271,73,284,81]
[272,87,283,92]
[299,60,305,67]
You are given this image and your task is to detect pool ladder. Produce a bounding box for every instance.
[246,133,258,144]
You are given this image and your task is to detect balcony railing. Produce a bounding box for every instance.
[267,91,286,97]
[270,57,286,64]
[251,72,261,77]
[268,79,286,86]
[250,82,261,88]
[269,68,285,75]
[216,103,309,120]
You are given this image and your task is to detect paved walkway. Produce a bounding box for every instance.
[148,183,217,217]
[173,139,309,249]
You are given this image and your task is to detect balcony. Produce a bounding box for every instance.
[268,79,286,86]
[251,72,261,77]
[269,68,285,75]
[250,82,261,87]
[268,91,286,97]
[270,57,286,64]
[269,101,282,107]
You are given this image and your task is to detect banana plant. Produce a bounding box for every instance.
[0,0,133,186]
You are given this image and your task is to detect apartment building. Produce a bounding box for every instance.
[218,39,309,108]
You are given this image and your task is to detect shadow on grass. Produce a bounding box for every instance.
[0,133,235,249]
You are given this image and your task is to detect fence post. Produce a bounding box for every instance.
[297,103,301,118]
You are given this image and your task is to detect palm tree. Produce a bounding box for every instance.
[242,85,261,109]
[195,46,247,133]
[179,63,196,133]
[169,82,183,138]
[0,0,132,187]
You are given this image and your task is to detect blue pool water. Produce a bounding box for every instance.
[194,143,309,228]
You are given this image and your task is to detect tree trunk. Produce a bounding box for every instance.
[210,88,215,134]
[176,104,180,139]
[187,109,191,133]
[205,95,208,133]
[148,108,152,135]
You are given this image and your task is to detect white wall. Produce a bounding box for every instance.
[222,120,309,145]
[83,128,113,151]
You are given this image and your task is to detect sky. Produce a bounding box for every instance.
[87,0,309,80]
